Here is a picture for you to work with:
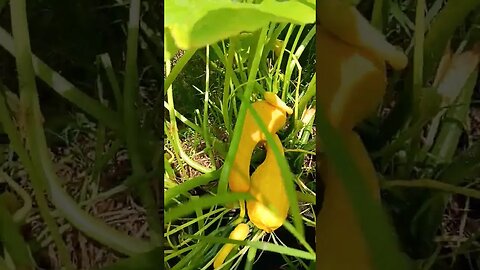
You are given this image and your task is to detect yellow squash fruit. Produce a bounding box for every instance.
[317,26,387,131]
[213,223,250,269]
[317,0,408,70]
[315,2,408,269]
[228,93,292,192]
[247,134,289,233]
[317,131,380,270]
[317,0,408,130]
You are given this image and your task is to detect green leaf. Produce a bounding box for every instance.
[164,168,222,204]
[164,192,253,223]
[184,234,315,260]
[165,27,179,61]
[165,0,315,58]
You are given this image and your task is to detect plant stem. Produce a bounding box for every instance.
[203,46,216,169]
[164,49,198,94]
[0,82,152,256]
[8,0,74,268]
[123,0,162,246]
[0,26,122,132]
[383,179,480,199]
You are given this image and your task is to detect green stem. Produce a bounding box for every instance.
[124,0,144,176]
[383,179,480,199]
[164,49,198,94]
[2,11,151,261]
[274,24,294,92]
[371,0,384,30]
[297,74,316,115]
[295,191,316,205]
[221,40,236,135]
[165,168,222,204]
[123,0,162,246]
[203,46,216,169]
[8,1,74,268]
[0,26,122,132]
[413,0,425,91]
[282,25,304,100]
[163,100,202,133]
[283,25,315,103]
[431,70,478,164]
[99,53,123,114]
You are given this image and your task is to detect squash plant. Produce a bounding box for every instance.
[164,0,316,269]
[317,1,480,270]
[0,0,164,268]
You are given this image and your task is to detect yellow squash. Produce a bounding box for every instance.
[247,134,289,233]
[317,0,408,70]
[213,223,250,269]
[316,1,408,269]
[317,131,380,270]
[317,26,387,131]
[218,93,293,268]
[317,0,408,131]
[228,92,292,192]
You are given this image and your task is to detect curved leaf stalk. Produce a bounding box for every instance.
[383,179,480,199]
[164,121,186,176]
[123,0,162,246]
[212,42,242,90]
[0,27,121,132]
[282,25,315,102]
[4,2,152,258]
[8,1,74,268]
[164,100,213,173]
[430,70,478,164]
[99,53,123,114]
[164,49,197,94]
[297,73,316,116]
[164,168,222,203]
[281,24,304,100]
[260,23,287,74]
[203,46,217,169]
[274,24,294,93]
[163,100,203,133]
[221,41,236,135]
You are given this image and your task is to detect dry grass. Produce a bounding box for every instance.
[1,127,149,269]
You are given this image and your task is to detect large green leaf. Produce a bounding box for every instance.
[164,0,315,59]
